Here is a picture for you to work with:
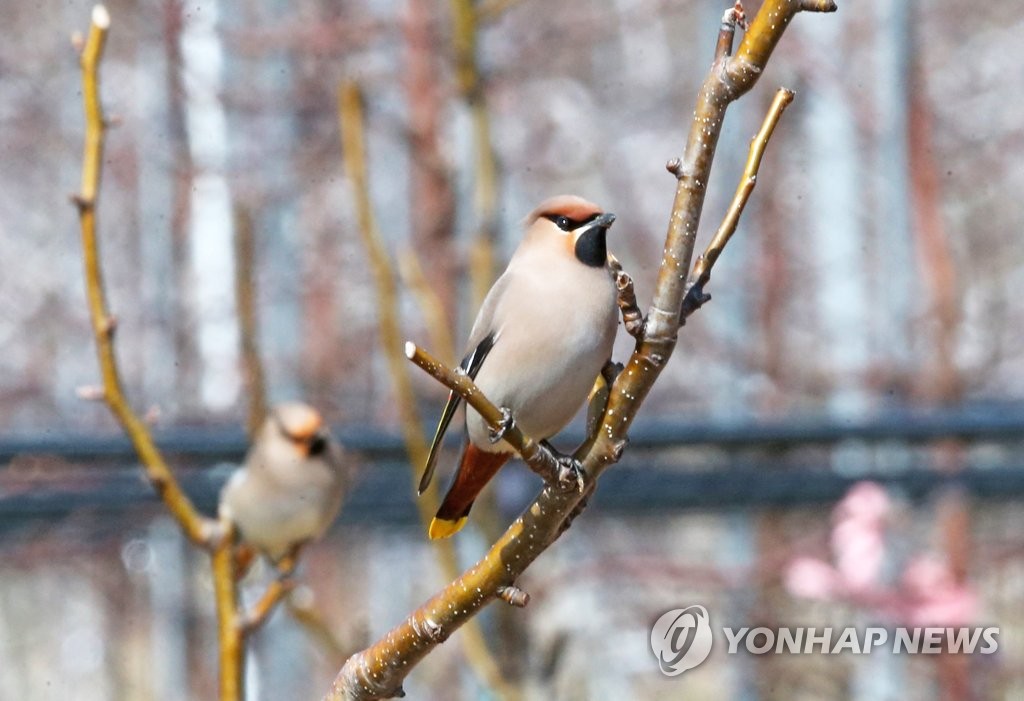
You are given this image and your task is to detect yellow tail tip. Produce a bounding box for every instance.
[428,516,467,539]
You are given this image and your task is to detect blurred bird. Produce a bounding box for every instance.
[220,402,349,563]
[420,195,619,539]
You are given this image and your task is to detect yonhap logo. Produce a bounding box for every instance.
[650,605,714,676]
[649,605,999,677]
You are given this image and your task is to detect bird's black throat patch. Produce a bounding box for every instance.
[574,226,608,267]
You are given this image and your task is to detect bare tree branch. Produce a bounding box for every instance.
[211,522,244,700]
[326,2,834,698]
[73,4,219,549]
[451,0,501,308]
[287,586,358,662]
[406,343,582,487]
[397,247,457,366]
[72,9,310,699]
[233,204,268,437]
[682,87,795,321]
[241,577,298,634]
[475,0,528,24]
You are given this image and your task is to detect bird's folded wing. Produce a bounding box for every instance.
[418,332,495,494]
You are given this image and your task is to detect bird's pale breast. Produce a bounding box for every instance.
[466,259,617,450]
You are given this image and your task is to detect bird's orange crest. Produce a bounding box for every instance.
[275,402,324,441]
[526,194,603,225]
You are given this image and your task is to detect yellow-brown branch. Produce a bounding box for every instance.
[451,0,500,309]
[73,9,249,700]
[682,87,795,319]
[406,343,568,485]
[212,523,244,701]
[241,578,297,634]
[397,247,456,366]
[74,4,217,548]
[233,204,268,437]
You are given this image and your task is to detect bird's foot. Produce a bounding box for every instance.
[488,407,515,444]
[538,439,586,491]
[555,455,586,492]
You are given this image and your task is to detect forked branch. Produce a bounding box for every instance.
[682,87,795,320]
[72,8,299,700]
[73,3,218,548]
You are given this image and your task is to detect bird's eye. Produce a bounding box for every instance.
[543,213,576,231]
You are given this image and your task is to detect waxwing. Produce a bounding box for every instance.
[220,402,349,561]
[420,195,619,538]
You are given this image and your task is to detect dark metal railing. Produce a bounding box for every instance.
[2,404,1022,524]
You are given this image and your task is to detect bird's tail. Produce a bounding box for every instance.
[428,443,510,539]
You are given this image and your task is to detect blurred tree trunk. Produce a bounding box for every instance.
[799,12,869,415]
[872,0,916,389]
[906,8,970,699]
[292,18,345,412]
[908,31,960,406]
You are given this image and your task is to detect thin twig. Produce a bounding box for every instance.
[212,522,244,701]
[397,247,456,365]
[241,578,297,634]
[405,343,572,487]
[73,4,218,548]
[326,2,832,698]
[287,586,353,662]
[338,82,439,506]
[451,0,500,309]
[681,87,795,321]
[233,204,268,437]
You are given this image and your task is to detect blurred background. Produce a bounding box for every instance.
[1,0,1022,698]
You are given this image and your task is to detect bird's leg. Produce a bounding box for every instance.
[540,440,586,492]
[488,407,515,444]
[275,546,302,578]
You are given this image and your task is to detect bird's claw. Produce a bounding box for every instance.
[556,456,586,492]
[488,407,514,444]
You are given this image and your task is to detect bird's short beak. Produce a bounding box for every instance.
[571,212,615,244]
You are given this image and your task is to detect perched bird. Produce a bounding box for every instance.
[220,402,349,562]
[420,195,619,539]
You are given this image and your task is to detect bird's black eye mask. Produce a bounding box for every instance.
[543,212,601,232]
